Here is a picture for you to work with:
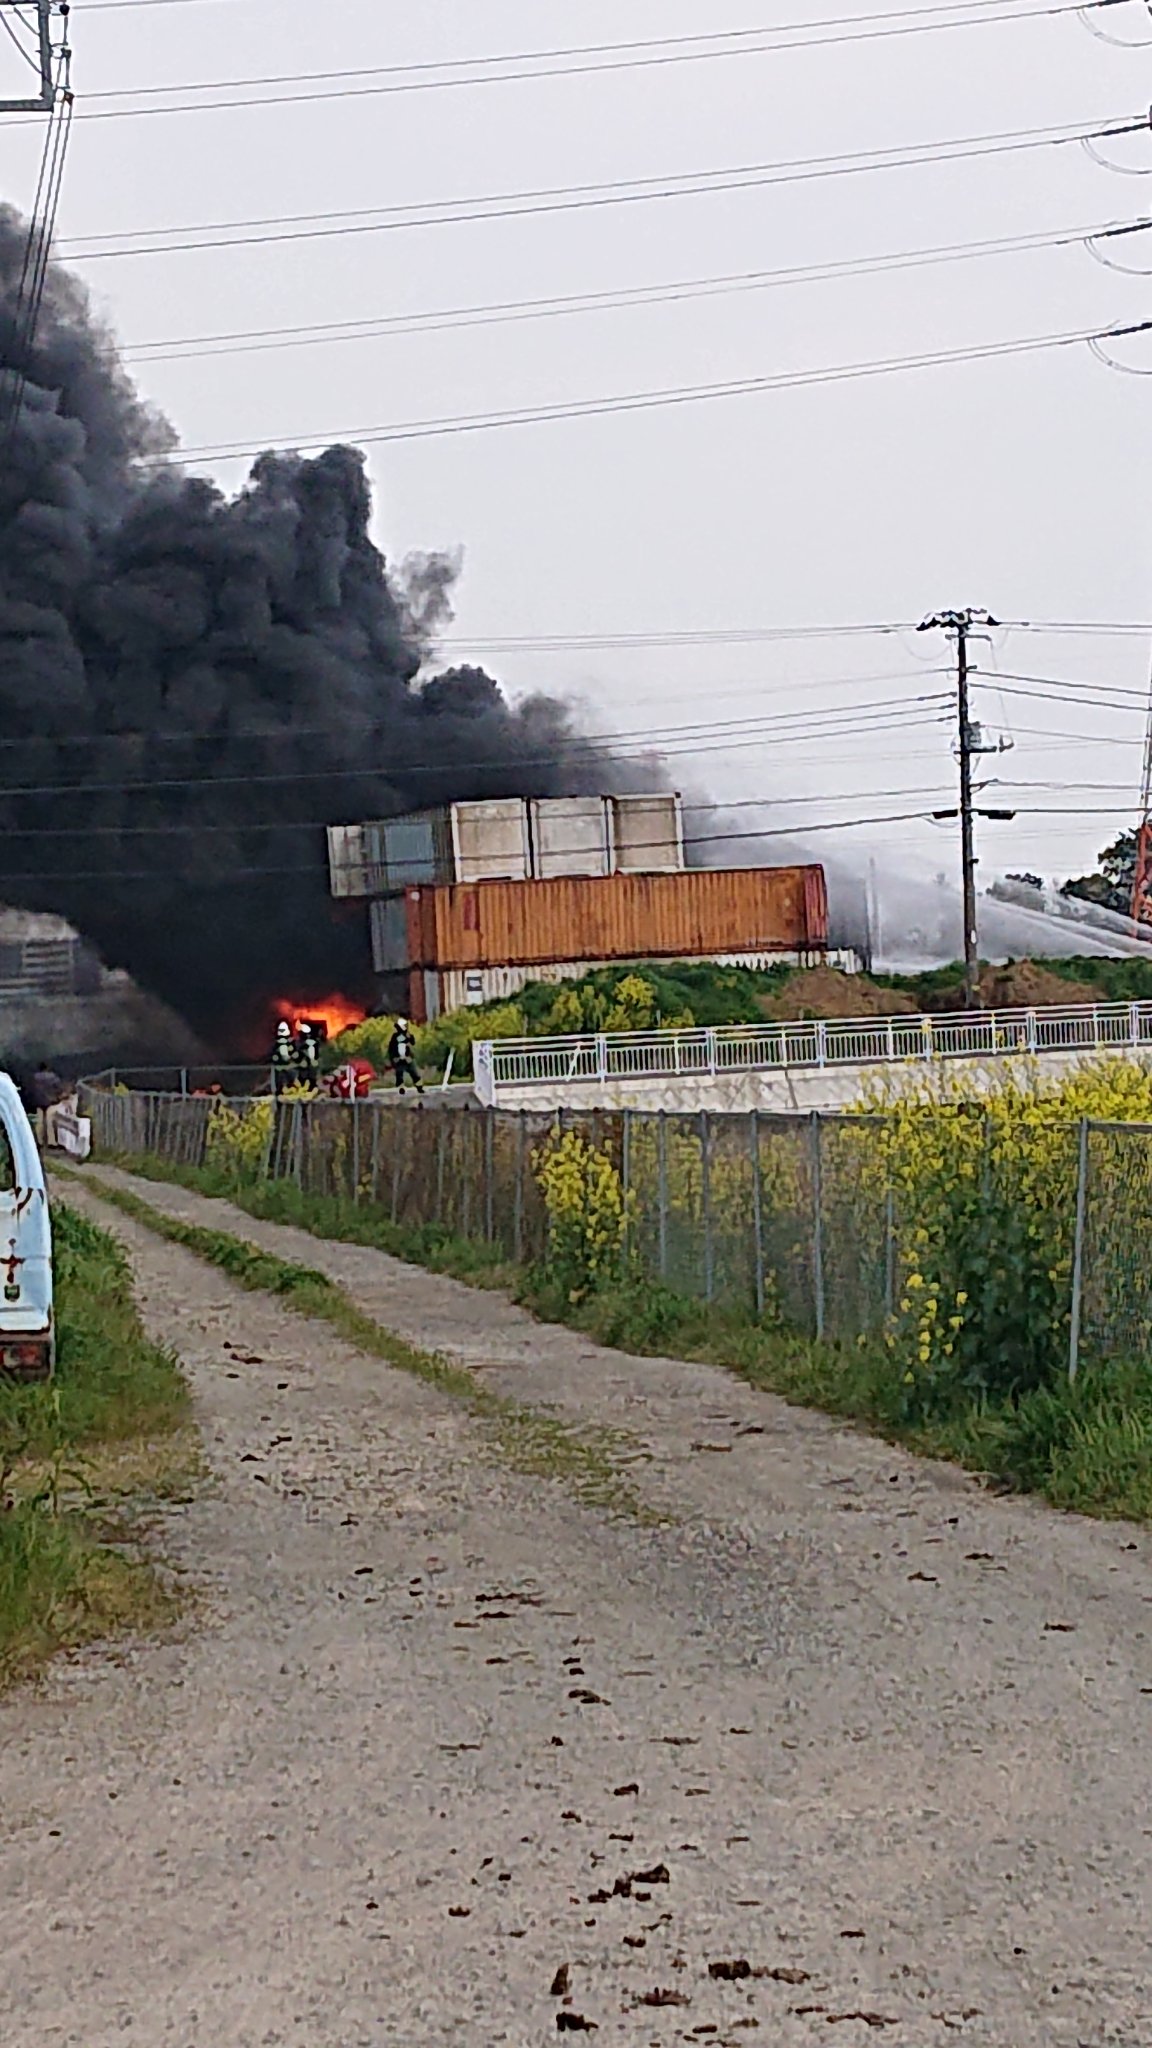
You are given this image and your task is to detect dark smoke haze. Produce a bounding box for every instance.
[0,209,645,1049]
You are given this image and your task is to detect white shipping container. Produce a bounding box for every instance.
[612,794,684,873]
[451,799,532,883]
[531,796,613,878]
[327,823,376,899]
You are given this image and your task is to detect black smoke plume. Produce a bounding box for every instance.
[0,209,643,1050]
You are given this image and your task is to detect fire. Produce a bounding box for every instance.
[272,993,368,1041]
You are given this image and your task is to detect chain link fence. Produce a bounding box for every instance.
[81,1089,1152,1373]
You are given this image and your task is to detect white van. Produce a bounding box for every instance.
[0,1074,54,1381]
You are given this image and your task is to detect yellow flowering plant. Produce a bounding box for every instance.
[205,1097,276,1184]
[856,1057,1152,1410]
[533,1126,635,1302]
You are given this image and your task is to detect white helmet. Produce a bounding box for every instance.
[277,1020,292,1038]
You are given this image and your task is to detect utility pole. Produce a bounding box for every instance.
[919,608,1006,1008]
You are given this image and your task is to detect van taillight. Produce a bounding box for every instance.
[0,1343,45,1368]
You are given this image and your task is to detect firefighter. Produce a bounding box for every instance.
[387,1017,424,1096]
[295,1021,321,1090]
[271,1020,296,1096]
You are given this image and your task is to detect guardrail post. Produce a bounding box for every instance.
[701,1110,714,1303]
[657,1112,669,1282]
[1026,1010,1037,1056]
[886,1018,895,1061]
[816,1020,828,1069]
[1068,1116,1090,1383]
[810,1110,826,1341]
[1091,1004,1101,1053]
[1131,1002,1141,1050]
[750,1109,765,1319]
[180,1068,189,1098]
[705,1028,718,1078]
[920,1019,932,1062]
[596,1033,608,1085]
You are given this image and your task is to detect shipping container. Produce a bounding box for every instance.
[530,796,613,878]
[613,793,684,873]
[327,823,376,900]
[451,798,532,883]
[393,864,828,985]
[331,793,686,898]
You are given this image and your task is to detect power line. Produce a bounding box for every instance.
[0,671,949,751]
[117,217,1135,366]
[0,811,971,881]
[57,113,1141,262]
[148,322,1151,466]
[0,705,952,803]
[62,0,1120,119]
[0,784,966,836]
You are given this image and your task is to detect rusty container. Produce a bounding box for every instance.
[400,864,828,974]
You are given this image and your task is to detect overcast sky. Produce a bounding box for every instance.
[2,0,1152,896]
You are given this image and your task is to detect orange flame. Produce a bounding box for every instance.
[272,993,368,1041]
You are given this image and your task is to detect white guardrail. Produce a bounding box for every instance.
[472,999,1152,1104]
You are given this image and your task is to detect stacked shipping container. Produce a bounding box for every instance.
[373,866,831,1020]
[327,792,833,1021]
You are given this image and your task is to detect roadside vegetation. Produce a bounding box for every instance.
[96,1051,1152,1525]
[1,1205,193,1686]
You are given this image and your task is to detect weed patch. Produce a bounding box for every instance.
[0,1203,190,1684]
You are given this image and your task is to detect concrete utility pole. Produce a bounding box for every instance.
[919,608,1008,1008]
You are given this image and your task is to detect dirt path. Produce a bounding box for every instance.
[0,1166,1149,2047]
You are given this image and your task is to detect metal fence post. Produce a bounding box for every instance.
[621,1109,632,1267]
[369,1103,381,1205]
[884,1185,896,1320]
[657,1111,669,1283]
[435,1117,447,1219]
[701,1110,714,1303]
[1068,1116,1090,1383]
[351,1097,361,1203]
[484,1109,496,1244]
[514,1115,526,1263]
[810,1110,826,1341]
[750,1109,765,1319]
[390,1126,402,1224]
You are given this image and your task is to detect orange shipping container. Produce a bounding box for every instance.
[399,865,828,972]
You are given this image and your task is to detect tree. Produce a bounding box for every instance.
[1061,831,1137,918]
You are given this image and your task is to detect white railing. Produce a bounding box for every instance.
[472,1000,1152,1103]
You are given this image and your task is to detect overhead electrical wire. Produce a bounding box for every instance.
[0,812,980,883]
[116,216,1142,367]
[0,671,951,751]
[56,113,1144,262]
[143,321,1152,466]
[0,784,965,837]
[56,0,1126,120]
[0,714,954,802]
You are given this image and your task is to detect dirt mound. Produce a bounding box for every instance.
[975,960,1097,1010]
[759,968,920,1022]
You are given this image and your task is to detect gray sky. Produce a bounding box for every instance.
[3,0,1152,894]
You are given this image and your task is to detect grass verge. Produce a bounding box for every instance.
[92,1152,1152,1527]
[72,1170,657,1525]
[1,1204,193,1686]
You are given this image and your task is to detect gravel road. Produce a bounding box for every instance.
[1,1163,1149,2048]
